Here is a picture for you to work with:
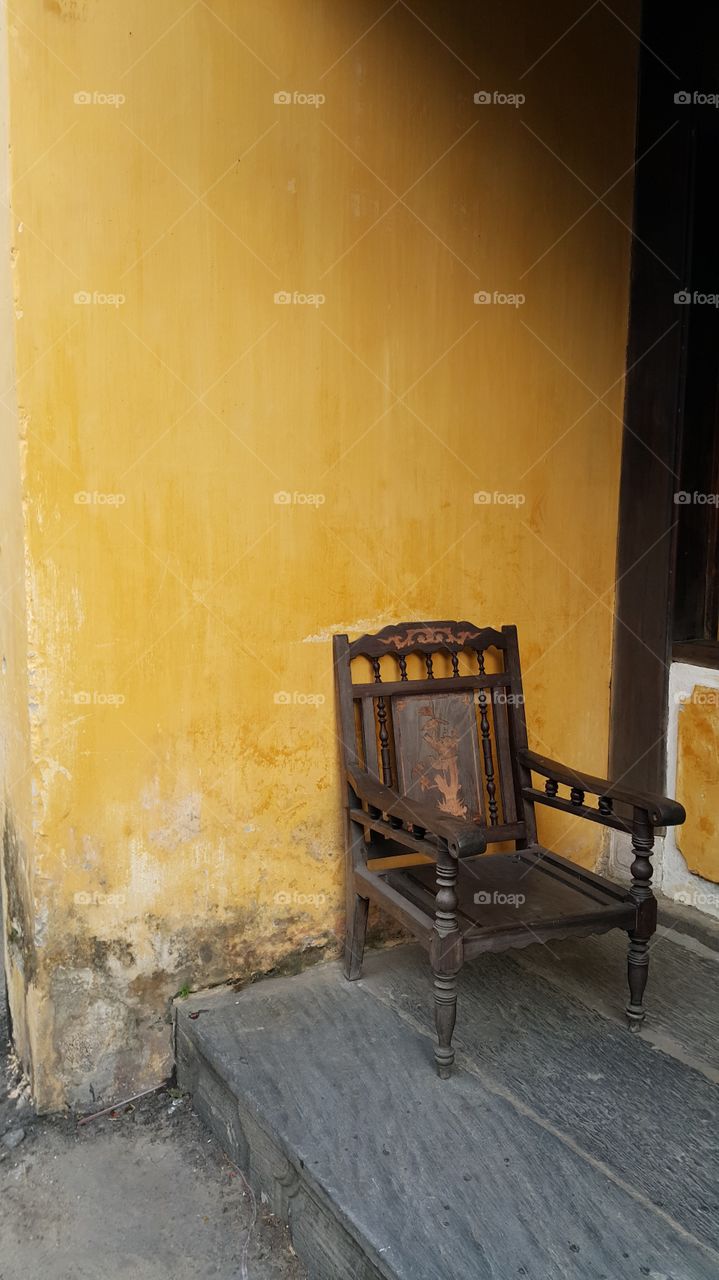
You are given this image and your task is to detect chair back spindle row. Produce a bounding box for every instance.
[335,622,535,846]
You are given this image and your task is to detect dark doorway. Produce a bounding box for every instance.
[610,0,719,791]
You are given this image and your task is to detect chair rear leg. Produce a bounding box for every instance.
[345,892,369,981]
[344,811,369,981]
[430,842,463,1078]
[625,810,657,1031]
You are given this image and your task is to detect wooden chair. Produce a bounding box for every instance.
[333,621,685,1078]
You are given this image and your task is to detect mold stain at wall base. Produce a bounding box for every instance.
[38,910,343,1110]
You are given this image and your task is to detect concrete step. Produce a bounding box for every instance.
[176,925,719,1280]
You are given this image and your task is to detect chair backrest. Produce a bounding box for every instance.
[333,621,536,846]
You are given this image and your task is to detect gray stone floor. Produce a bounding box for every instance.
[0,973,305,1279]
[178,900,719,1280]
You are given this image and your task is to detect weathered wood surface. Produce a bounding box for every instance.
[177,941,719,1280]
[388,851,634,937]
[393,692,484,823]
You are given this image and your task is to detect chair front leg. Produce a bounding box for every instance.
[626,809,657,1031]
[430,841,463,1078]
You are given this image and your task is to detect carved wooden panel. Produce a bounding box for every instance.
[348,621,505,659]
[392,694,484,822]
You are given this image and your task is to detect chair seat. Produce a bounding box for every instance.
[381,847,636,959]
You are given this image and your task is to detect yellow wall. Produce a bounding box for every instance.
[676,689,719,884]
[2,0,638,1108]
[0,0,35,1081]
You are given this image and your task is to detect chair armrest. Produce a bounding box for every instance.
[518,749,685,827]
[347,766,487,858]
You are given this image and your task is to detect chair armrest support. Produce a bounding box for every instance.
[346,766,487,858]
[518,749,685,827]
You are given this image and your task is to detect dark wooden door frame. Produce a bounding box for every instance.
[609,1,717,792]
